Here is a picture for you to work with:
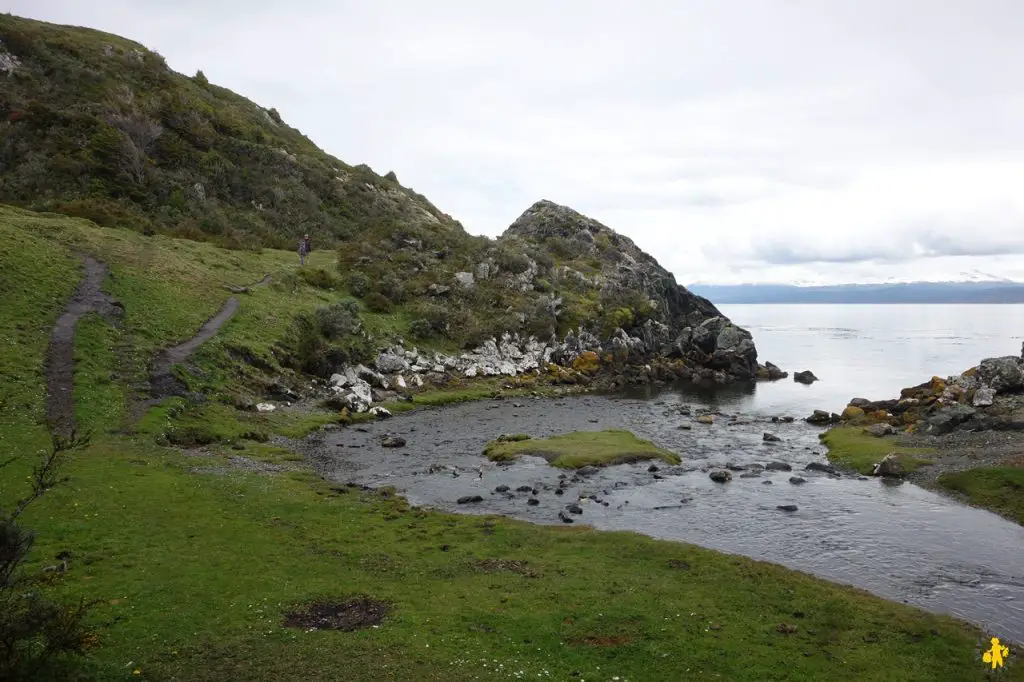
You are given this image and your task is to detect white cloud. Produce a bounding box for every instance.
[10,0,1024,283]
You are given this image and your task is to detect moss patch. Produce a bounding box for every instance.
[820,427,934,476]
[938,467,1024,526]
[484,429,680,468]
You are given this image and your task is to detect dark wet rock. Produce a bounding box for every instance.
[516,485,533,493]
[765,461,792,472]
[927,404,976,435]
[495,485,510,493]
[457,495,483,504]
[739,472,762,479]
[789,476,807,485]
[577,466,599,477]
[558,511,574,523]
[777,504,799,512]
[726,463,747,471]
[762,480,773,485]
[804,462,837,475]
[849,398,872,408]
[380,435,406,448]
[747,463,765,472]
[763,432,782,443]
[566,504,583,515]
[864,423,896,437]
[709,470,732,483]
[678,423,693,430]
[555,489,565,495]
[872,453,905,478]
[527,498,540,506]
[805,409,835,425]
[648,464,660,472]
[794,370,818,384]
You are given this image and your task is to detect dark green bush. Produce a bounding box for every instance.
[298,267,339,290]
[364,292,394,313]
[315,300,362,340]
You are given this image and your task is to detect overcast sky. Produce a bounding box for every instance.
[9,1,1024,284]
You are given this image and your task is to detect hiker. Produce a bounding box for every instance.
[298,234,311,265]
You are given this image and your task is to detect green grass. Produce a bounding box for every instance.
[820,427,935,476]
[484,429,682,468]
[938,467,1024,526]
[2,207,1022,680]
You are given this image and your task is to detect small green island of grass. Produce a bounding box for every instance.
[483,429,680,469]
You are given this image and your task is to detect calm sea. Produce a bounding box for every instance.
[715,304,1024,416]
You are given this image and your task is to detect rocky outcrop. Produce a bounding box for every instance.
[835,345,1024,436]
[499,200,772,383]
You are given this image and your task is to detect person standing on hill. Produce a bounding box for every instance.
[298,234,312,265]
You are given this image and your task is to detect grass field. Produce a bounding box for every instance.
[483,430,681,468]
[939,467,1024,526]
[1,206,1020,680]
[820,427,934,476]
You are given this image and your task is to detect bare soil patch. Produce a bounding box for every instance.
[282,597,390,631]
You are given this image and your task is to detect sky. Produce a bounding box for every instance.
[8,0,1024,284]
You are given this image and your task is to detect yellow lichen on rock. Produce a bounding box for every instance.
[841,405,866,421]
[571,351,601,375]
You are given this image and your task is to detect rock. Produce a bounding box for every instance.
[380,435,406,448]
[475,262,491,280]
[739,472,762,478]
[794,370,818,385]
[427,283,451,297]
[978,356,1024,393]
[804,462,837,474]
[255,403,276,412]
[577,466,599,477]
[805,409,833,425]
[709,470,732,483]
[841,405,865,421]
[849,398,872,408]
[454,271,475,288]
[872,453,905,477]
[394,375,407,390]
[375,352,409,374]
[457,495,483,504]
[340,379,374,413]
[329,373,349,388]
[762,432,782,443]
[696,415,714,425]
[558,511,574,523]
[369,406,392,419]
[527,498,540,506]
[678,423,693,430]
[777,504,799,512]
[927,404,976,435]
[515,485,533,493]
[495,485,510,493]
[762,480,773,485]
[789,476,807,485]
[410,374,424,388]
[972,387,996,407]
[647,464,660,472]
[765,461,792,472]
[566,504,583,515]
[863,423,896,437]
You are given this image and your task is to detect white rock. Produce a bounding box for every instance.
[256,403,276,413]
[329,373,349,388]
[395,375,407,389]
[973,386,996,407]
[411,375,424,387]
[369,406,392,419]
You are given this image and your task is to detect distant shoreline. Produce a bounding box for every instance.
[690,282,1024,305]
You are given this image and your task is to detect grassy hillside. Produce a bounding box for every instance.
[1,207,1020,681]
[0,13,462,251]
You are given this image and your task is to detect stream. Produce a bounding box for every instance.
[301,388,1024,643]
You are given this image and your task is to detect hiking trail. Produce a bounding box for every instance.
[44,255,123,436]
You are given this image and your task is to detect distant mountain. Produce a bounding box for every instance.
[687,282,1024,304]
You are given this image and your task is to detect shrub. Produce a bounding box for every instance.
[495,249,532,275]
[1,433,97,680]
[408,318,433,340]
[316,300,362,340]
[346,271,371,297]
[298,267,339,290]
[364,292,394,313]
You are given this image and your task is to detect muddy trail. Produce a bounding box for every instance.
[44,255,124,436]
[147,274,271,400]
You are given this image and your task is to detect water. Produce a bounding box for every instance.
[302,304,1024,642]
[719,303,1024,415]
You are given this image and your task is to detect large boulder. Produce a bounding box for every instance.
[927,404,976,435]
[977,356,1024,394]
[375,352,409,374]
[872,453,905,477]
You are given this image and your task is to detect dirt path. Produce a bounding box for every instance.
[147,274,272,400]
[44,255,123,436]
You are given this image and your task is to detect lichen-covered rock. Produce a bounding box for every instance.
[977,356,1024,394]
[375,352,409,374]
[973,386,996,407]
[841,405,865,421]
[873,453,905,477]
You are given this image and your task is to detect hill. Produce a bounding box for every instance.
[688,281,1024,304]
[0,13,770,386]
